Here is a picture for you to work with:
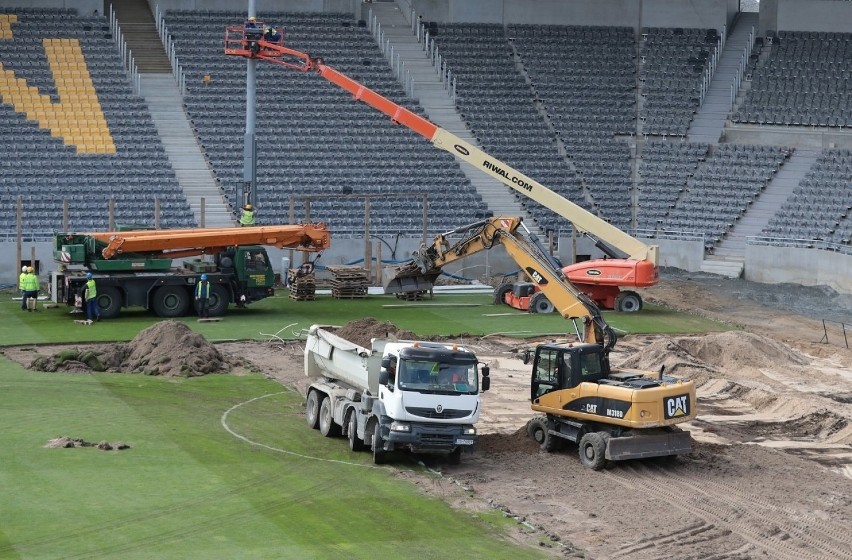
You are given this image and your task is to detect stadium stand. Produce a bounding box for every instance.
[640,27,717,137]
[762,148,852,246]
[646,143,790,250]
[164,10,486,236]
[637,140,708,231]
[732,31,852,127]
[509,24,636,231]
[0,7,193,237]
[427,22,589,237]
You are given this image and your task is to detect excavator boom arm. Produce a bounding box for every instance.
[401,216,612,347]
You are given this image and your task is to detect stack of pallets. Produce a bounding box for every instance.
[329,266,369,299]
[288,269,316,301]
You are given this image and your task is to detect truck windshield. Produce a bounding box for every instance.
[397,359,479,394]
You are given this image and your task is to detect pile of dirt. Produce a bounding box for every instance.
[332,317,417,348]
[616,331,810,377]
[30,321,228,377]
[44,436,130,451]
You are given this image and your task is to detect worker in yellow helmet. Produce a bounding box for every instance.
[239,203,256,227]
[22,266,39,312]
[19,265,28,311]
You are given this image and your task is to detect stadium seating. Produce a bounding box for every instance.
[762,149,852,245]
[165,10,486,236]
[732,31,852,128]
[0,7,193,237]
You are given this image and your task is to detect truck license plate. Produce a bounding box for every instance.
[455,438,474,445]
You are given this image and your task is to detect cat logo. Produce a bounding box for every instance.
[664,394,689,419]
[525,267,548,285]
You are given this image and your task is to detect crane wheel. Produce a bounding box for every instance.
[529,292,554,314]
[614,291,643,313]
[493,283,514,305]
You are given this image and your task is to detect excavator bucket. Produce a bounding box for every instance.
[381,263,441,295]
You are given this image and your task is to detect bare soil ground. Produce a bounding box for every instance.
[4,273,852,559]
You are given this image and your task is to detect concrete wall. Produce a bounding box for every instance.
[143,0,355,13]
[777,0,852,33]
[411,0,728,31]
[723,126,852,150]
[745,244,852,294]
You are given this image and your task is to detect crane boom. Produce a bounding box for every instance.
[76,224,330,260]
[224,30,657,266]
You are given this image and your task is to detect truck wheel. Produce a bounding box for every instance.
[371,425,386,465]
[579,432,608,470]
[96,286,122,319]
[347,411,364,452]
[615,291,642,313]
[305,390,321,430]
[152,286,190,317]
[319,396,339,437]
[527,416,561,452]
[529,292,554,314]
[492,283,513,306]
[207,284,229,317]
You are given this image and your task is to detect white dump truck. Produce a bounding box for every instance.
[304,324,490,464]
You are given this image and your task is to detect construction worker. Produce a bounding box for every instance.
[195,274,211,318]
[22,266,39,312]
[239,203,256,226]
[264,25,281,43]
[83,272,100,322]
[244,16,262,55]
[19,265,27,311]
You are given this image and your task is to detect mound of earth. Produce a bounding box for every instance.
[616,331,810,377]
[332,317,417,348]
[30,320,228,377]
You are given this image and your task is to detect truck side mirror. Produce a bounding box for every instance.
[481,365,490,392]
[379,369,389,386]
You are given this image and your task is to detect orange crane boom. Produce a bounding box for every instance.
[80,224,331,260]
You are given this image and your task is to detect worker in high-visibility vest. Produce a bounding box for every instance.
[195,274,211,318]
[22,266,39,312]
[18,265,27,311]
[239,203,256,227]
[83,272,101,322]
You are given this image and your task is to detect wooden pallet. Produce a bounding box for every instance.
[288,271,316,301]
[328,265,369,299]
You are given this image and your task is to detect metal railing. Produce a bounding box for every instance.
[107,6,141,96]
[731,27,756,111]
[747,235,852,256]
[367,6,456,103]
[154,4,186,95]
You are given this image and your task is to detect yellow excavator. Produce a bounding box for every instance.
[389,216,695,469]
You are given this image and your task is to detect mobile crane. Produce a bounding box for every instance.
[387,215,695,469]
[224,27,658,312]
[52,224,330,319]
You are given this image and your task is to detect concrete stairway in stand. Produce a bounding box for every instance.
[367,2,542,237]
[688,13,759,144]
[701,148,818,277]
[140,75,234,228]
[108,0,171,73]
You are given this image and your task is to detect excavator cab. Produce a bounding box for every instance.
[530,343,612,401]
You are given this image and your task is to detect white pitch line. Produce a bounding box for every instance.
[220,391,373,468]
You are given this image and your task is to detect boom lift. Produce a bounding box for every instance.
[52,224,330,319]
[386,215,695,468]
[224,27,658,311]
